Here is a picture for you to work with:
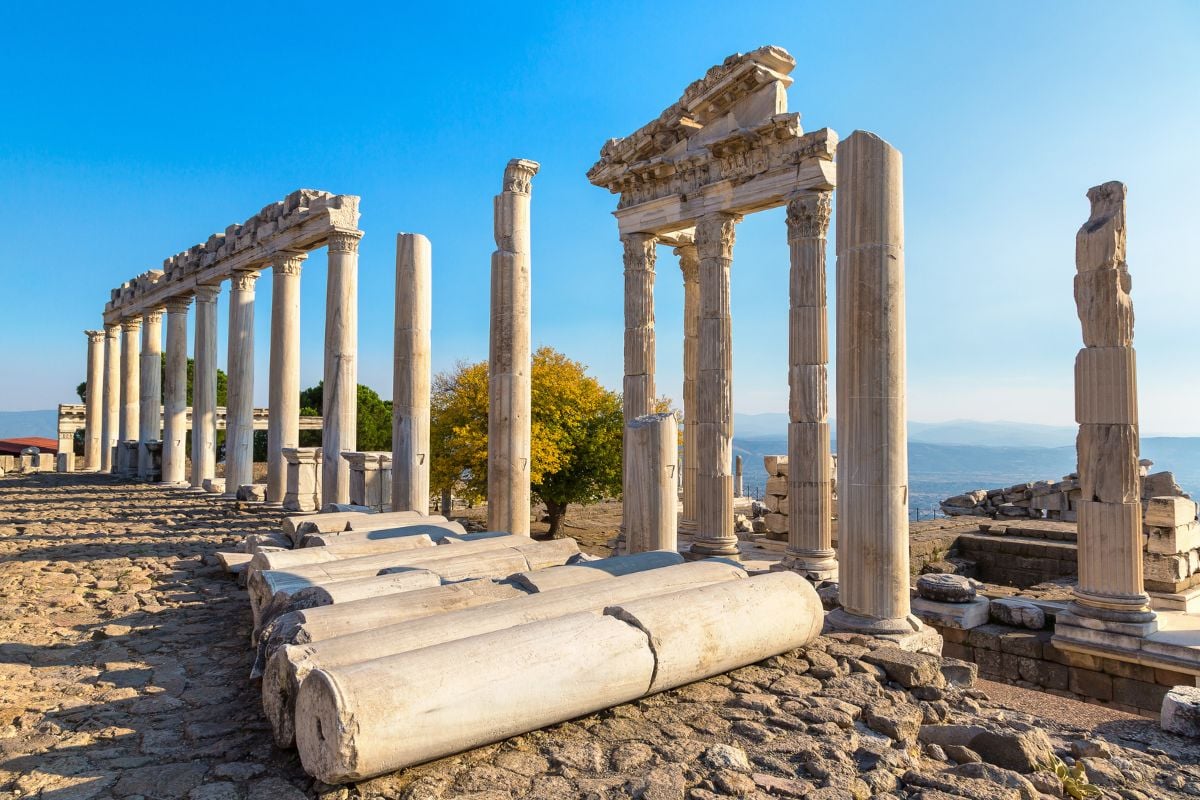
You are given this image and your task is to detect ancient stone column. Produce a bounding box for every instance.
[137,308,164,479]
[677,244,699,535]
[688,213,740,558]
[322,231,362,506]
[623,233,658,422]
[267,251,306,505]
[488,159,538,536]
[191,284,220,490]
[162,295,191,485]
[624,412,679,554]
[735,455,744,498]
[392,233,431,513]
[83,329,105,470]
[118,317,141,477]
[1061,181,1157,635]
[780,191,837,580]
[101,325,120,472]
[225,269,258,497]
[828,131,919,635]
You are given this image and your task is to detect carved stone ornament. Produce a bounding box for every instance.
[164,296,193,313]
[327,231,362,254]
[503,159,540,194]
[786,191,833,240]
[622,233,657,272]
[85,329,105,343]
[230,270,259,292]
[271,251,307,276]
[695,214,739,260]
[121,318,142,332]
[194,284,221,302]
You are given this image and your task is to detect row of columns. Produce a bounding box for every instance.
[84,232,360,505]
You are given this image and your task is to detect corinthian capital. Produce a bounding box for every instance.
[328,231,362,254]
[503,158,540,194]
[675,244,700,283]
[230,270,259,292]
[695,213,740,260]
[121,317,142,333]
[164,295,193,314]
[622,233,657,272]
[194,284,221,303]
[786,191,832,240]
[271,250,307,276]
[85,329,105,343]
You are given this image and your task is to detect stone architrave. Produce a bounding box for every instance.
[118,317,141,477]
[488,159,539,536]
[100,325,120,472]
[267,251,306,504]
[83,330,105,470]
[688,213,740,558]
[162,295,191,485]
[323,231,362,507]
[677,244,700,534]
[1058,182,1157,637]
[392,233,431,513]
[191,284,220,489]
[225,269,258,497]
[137,308,164,479]
[779,191,836,580]
[827,131,921,636]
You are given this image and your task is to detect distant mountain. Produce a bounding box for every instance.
[0,410,57,439]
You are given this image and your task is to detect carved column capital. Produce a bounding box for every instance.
[675,244,700,283]
[194,284,221,303]
[229,269,259,292]
[695,213,740,259]
[327,231,362,254]
[164,295,193,314]
[621,233,657,272]
[142,308,164,326]
[503,158,540,194]
[270,250,307,276]
[786,191,832,240]
[121,317,142,333]
[104,325,120,339]
[85,329,105,343]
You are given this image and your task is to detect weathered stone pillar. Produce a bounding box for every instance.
[624,412,679,554]
[828,131,919,635]
[322,231,362,506]
[267,251,306,505]
[735,455,744,498]
[191,284,220,490]
[392,233,431,513]
[225,269,258,497]
[688,213,741,558]
[283,447,323,513]
[677,244,699,535]
[83,329,105,470]
[780,191,837,580]
[101,325,120,472]
[118,317,141,477]
[1059,181,1157,638]
[162,295,191,485]
[488,159,538,536]
[137,308,164,479]
[345,451,393,511]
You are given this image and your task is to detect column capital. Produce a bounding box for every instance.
[786,191,833,240]
[621,232,657,272]
[85,329,105,343]
[674,243,699,282]
[105,324,121,338]
[270,250,307,276]
[142,308,164,326]
[502,158,540,194]
[121,317,142,332]
[695,213,740,258]
[164,295,193,314]
[229,269,259,292]
[327,230,363,254]
[194,283,221,303]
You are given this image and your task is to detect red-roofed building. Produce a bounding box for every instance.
[0,437,58,456]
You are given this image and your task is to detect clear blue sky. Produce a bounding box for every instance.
[2,2,1198,433]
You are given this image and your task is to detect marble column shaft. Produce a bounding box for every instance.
[162,296,191,485]
[83,330,105,470]
[782,192,836,578]
[677,245,700,533]
[267,252,306,504]
[392,233,432,513]
[830,131,918,635]
[322,231,362,507]
[191,285,220,489]
[689,213,740,558]
[119,318,141,474]
[225,270,258,496]
[101,325,120,472]
[488,159,538,536]
[138,309,164,464]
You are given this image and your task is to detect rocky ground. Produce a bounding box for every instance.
[3,472,1200,800]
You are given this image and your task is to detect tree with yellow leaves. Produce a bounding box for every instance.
[430,346,625,537]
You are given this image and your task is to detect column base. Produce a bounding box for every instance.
[771,551,838,583]
[677,518,698,536]
[1055,596,1158,646]
[826,607,925,637]
[685,539,741,560]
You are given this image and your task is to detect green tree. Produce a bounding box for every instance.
[430,347,626,537]
[297,381,393,451]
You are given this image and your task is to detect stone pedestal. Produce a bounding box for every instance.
[191,285,220,490]
[624,413,679,555]
[677,245,699,535]
[345,451,393,511]
[778,192,837,581]
[688,213,740,559]
[284,447,324,513]
[828,131,920,636]
[267,252,306,504]
[225,270,258,497]
[118,318,141,477]
[322,231,362,507]
[488,159,538,536]
[138,440,162,482]
[83,330,104,470]
[392,233,431,513]
[118,441,139,478]
[56,451,74,473]
[138,309,163,480]
[162,296,191,485]
[101,325,120,472]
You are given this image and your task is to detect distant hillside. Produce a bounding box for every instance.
[0,410,57,439]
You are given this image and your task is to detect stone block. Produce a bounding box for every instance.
[763,455,788,477]
[55,452,74,473]
[763,494,780,513]
[964,624,1007,652]
[1074,347,1137,424]
[974,647,1003,677]
[989,598,1046,630]
[766,476,788,496]
[1145,496,1198,528]
[998,631,1048,659]
[1077,424,1139,504]
[941,642,972,662]
[911,597,989,630]
[1161,686,1200,737]
[1017,657,1069,691]
[763,513,787,534]
[1112,676,1169,712]
[237,483,266,502]
[861,647,944,689]
[1068,667,1113,701]
[1144,553,1190,583]
[1074,267,1133,348]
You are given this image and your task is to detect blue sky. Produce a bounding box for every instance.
[2,2,1198,433]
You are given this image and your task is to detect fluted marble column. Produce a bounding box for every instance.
[267,251,306,505]
[620,232,657,544]
[162,295,191,485]
[322,231,362,506]
[488,159,538,536]
[688,213,741,558]
[191,285,220,489]
[392,233,431,513]
[780,192,837,580]
[225,269,258,497]
[828,131,920,635]
[101,325,120,472]
[677,244,699,535]
[118,317,141,476]
[83,329,105,470]
[137,309,164,479]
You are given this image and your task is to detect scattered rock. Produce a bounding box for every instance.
[1161,685,1200,738]
[701,743,750,773]
[862,647,945,689]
